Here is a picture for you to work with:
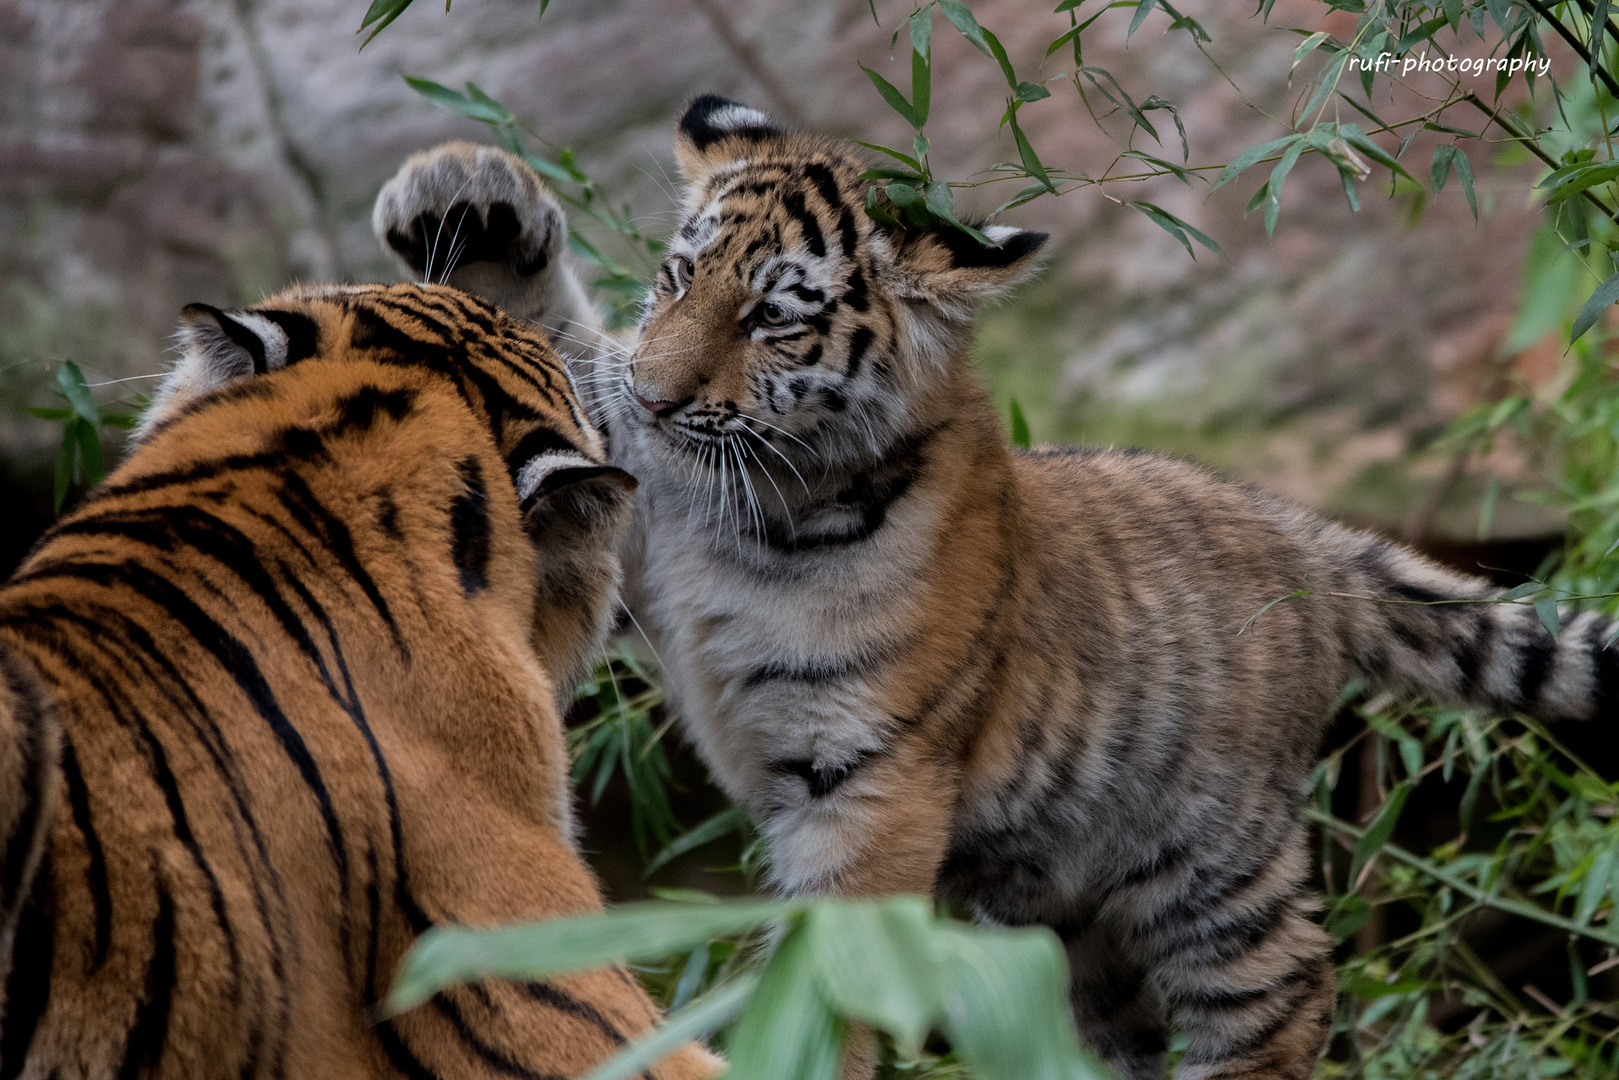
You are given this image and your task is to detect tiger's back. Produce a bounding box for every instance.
[0,284,715,1079]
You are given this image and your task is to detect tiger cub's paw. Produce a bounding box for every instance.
[372,141,569,321]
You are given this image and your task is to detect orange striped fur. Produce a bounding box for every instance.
[0,283,717,1080]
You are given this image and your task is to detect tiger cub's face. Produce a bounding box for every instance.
[623,96,1047,469]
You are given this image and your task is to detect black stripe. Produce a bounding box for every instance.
[335,385,417,432]
[520,982,629,1048]
[1517,631,1557,707]
[277,472,405,652]
[844,326,874,379]
[1183,960,1328,1067]
[59,738,112,969]
[803,162,845,215]
[432,993,570,1080]
[116,880,177,1080]
[450,457,492,597]
[0,652,53,930]
[0,857,52,1080]
[258,309,320,365]
[780,189,826,258]
[843,268,868,312]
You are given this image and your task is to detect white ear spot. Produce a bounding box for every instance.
[982,225,1022,245]
[514,450,601,505]
[231,313,291,370]
[709,104,774,132]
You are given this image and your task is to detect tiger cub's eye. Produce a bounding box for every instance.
[757,302,792,327]
[674,256,695,289]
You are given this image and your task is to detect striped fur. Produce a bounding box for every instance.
[0,284,717,1080]
[371,101,1619,1080]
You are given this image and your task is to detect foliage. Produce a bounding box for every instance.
[385,894,1110,1080]
[27,360,140,513]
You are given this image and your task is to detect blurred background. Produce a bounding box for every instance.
[0,0,1568,578]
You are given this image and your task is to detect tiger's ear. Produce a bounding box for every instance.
[674,94,787,186]
[515,450,638,541]
[884,224,1049,317]
[131,304,297,444]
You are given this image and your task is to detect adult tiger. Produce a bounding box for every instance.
[372,104,1619,1080]
[0,283,718,1080]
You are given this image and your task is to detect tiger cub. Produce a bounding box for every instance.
[372,101,1619,1080]
[0,283,718,1080]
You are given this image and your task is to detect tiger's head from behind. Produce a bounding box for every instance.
[134,281,635,697]
[619,94,1048,471]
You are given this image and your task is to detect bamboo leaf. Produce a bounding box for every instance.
[1127,0,1159,38]
[643,806,750,878]
[1212,136,1301,192]
[1007,109,1057,194]
[938,0,992,57]
[404,76,513,125]
[1009,399,1031,449]
[861,65,922,130]
[1572,267,1619,343]
[1264,137,1305,237]
[53,419,76,515]
[1349,782,1412,886]
[56,361,99,427]
[359,0,415,47]
[1129,201,1220,258]
[725,923,845,1080]
[1535,596,1562,641]
[805,898,941,1059]
[75,418,104,487]
[580,976,759,1080]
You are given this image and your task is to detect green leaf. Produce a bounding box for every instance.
[56,361,99,427]
[1120,150,1191,184]
[384,898,794,1015]
[1499,581,1544,601]
[403,76,513,125]
[907,4,931,59]
[725,922,846,1080]
[938,0,992,57]
[1015,80,1051,103]
[1535,596,1562,641]
[863,184,902,228]
[53,418,76,515]
[1537,161,1619,205]
[643,806,749,878]
[1572,267,1619,343]
[861,65,924,130]
[912,47,932,130]
[1292,30,1330,70]
[1575,850,1615,926]
[1212,135,1301,192]
[1079,68,1159,145]
[855,141,922,172]
[1264,137,1305,237]
[580,975,759,1080]
[76,418,104,487]
[1007,109,1056,194]
[935,922,1108,1080]
[1336,124,1414,181]
[1009,399,1032,449]
[981,27,1018,88]
[1128,201,1220,259]
[1127,0,1159,38]
[1349,781,1412,886]
[359,0,415,46]
[463,82,515,126]
[1451,146,1477,219]
[805,897,941,1059]
[923,180,996,246]
[1325,894,1373,941]
[27,407,73,421]
[884,181,934,228]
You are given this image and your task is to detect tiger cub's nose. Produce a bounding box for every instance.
[633,391,686,417]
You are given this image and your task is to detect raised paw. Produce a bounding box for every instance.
[372,140,566,294]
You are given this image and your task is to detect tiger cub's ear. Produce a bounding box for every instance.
[514,450,638,545]
[133,303,319,444]
[674,94,787,186]
[884,224,1050,319]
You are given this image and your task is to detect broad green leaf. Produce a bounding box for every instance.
[1571,266,1619,343]
[1535,596,1562,641]
[1212,136,1300,192]
[938,0,992,57]
[524,152,586,186]
[862,65,923,130]
[27,407,73,421]
[981,27,1018,88]
[76,418,104,487]
[1498,581,1543,602]
[855,141,922,171]
[923,180,996,246]
[1538,161,1619,205]
[580,975,758,1080]
[912,47,932,129]
[884,181,934,228]
[1264,137,1304,237]
[1009,398,1032,449]
[1336,124,1415,181]
[464,82,515,126]
[404,76,513,125]
[1451,146,1477,219]
[1127,0,1159,38]
[1349,781,1411,886]
[53,419,76,514]
[56,361,100,427]
[725,923,846,1080]
[1120,150,1191,184]
[1128,201,1220,258]
[907,4,931,60]
[805,897,941,1058]
[935,923,1106,1080]
[359,0,414,46]
[1016,80,1052,103]
[643,805,749,878]
[864,184,902,228]
[385,898,794,1014]
[1575,850,1615,925]
[1007,109,1056,193]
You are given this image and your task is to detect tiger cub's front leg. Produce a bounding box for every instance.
[372,141,603,362]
